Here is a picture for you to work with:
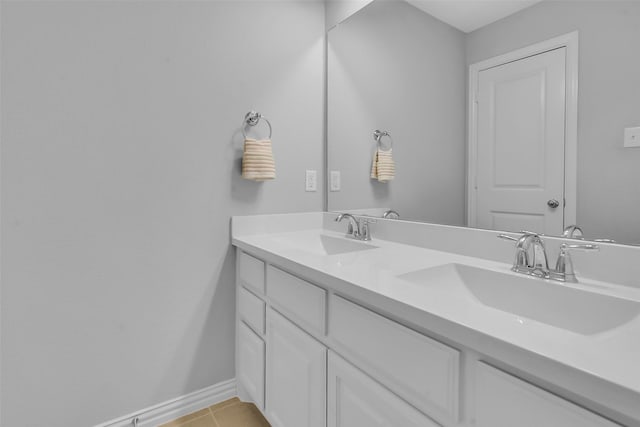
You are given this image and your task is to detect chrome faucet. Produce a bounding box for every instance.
[382,209,400,219]
[499,232,598,282]
[499,232,549,278]
[335,213,374,241]
[562,225,584,239]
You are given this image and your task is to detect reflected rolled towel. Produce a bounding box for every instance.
[242,138,276,181]
[370,148,395,183]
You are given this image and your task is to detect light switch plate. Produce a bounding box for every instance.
[305,170,317,192]
[624,127,640,148]
[330,170,341,192]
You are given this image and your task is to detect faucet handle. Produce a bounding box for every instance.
[497,234,519,242]
[519,230,544,236]
[562,243,599,251]
[360,218,376,241]
[553,243,599,283]
[497,234,532,272]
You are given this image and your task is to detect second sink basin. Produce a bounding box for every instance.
[397,263,640,335]
[273,233,378,256]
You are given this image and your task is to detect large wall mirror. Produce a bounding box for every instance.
[327,0,640,245]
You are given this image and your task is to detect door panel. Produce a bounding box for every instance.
[237,321,265,410]
[327,351,441,427]
[475,47,566,235]
[475,362,620,427]
[265,308,326,427]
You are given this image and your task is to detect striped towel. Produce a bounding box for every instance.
[370,148,395,183]
[242,138,276,181]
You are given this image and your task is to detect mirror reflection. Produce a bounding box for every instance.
[327,0,640,245]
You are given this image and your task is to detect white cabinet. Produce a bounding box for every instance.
[238,252,265,294]
[329,295,460,422]
[237,321,265,410]
[236,249,627,427]
[238,285,265,334]
[475,362,620,427]
[267,266,327,336]
[328,351,441,427]
[265,308,326,427]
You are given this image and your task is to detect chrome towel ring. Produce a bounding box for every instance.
[373,130,393,151]
[242,111,273,139]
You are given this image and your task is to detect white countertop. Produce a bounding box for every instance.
[232,213,640,423]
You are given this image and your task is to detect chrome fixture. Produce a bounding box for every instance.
[373,130,393,151]
[499,232,599,283]
[335,213,375,241]
[551,243,599,283]
[498,232,549,278]
[241,110,273,139]
[382,209,400,219]
[562,225,584,239]
[563,225,616,243]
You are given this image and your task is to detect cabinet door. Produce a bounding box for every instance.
[328,351,441,427]
[237,321,265,410]
[475,362,620,427]
[265,308,326,427]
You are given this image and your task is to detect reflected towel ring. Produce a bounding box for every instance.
[242,111,273,139]
[373,130,393,151]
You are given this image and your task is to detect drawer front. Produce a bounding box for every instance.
[238,321,265,410]
[267,266,326,336]
[475,362,619,427]
[238,252,265,294]
[328,351,441,427]
[238,286,265,335]
[329,295,460,422]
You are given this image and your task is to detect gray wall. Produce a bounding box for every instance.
[0,1,324,426]
[327,0,466,225]
[466,1,640,244]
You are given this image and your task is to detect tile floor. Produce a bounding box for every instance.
[159,398,270,427]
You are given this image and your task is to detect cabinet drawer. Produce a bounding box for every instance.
[328,351,441,427]
[267,266,326,336]
[475,362,619,427]
[238,252,265,294]
[329,295,460,422]
[238,286,265,335]
[238,321,265,410]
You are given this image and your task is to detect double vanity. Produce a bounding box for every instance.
[232,212,640,427]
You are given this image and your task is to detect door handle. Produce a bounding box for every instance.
[547,199,560,208]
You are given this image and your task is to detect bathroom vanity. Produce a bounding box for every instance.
[232,213,640,427]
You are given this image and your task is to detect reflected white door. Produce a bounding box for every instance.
[474,47,566,235]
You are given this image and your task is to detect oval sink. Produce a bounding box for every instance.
[273,233,378,256]
[397,263,640,335]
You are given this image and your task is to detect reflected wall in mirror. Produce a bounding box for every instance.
[327,0,640,245]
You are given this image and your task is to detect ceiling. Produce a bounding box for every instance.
[405,0,545,33]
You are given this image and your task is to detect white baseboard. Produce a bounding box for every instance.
[94,378,237,427]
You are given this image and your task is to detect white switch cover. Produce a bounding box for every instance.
[624,127,640,148]
[330,170,341,192]
[305,170,317,192]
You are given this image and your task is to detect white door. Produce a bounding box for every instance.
[237,321,265,410]
[474,47,566,235]
[327,351,440,427]
[475,362,619,427]
[265,308,326,427]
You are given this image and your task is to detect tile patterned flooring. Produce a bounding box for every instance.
[159,398,270,427]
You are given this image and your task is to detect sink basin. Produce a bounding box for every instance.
[397,263,640,335]
[273,233,378,256]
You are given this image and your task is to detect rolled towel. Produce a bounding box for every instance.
[370,148,395,183]
[242,138,276,181]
